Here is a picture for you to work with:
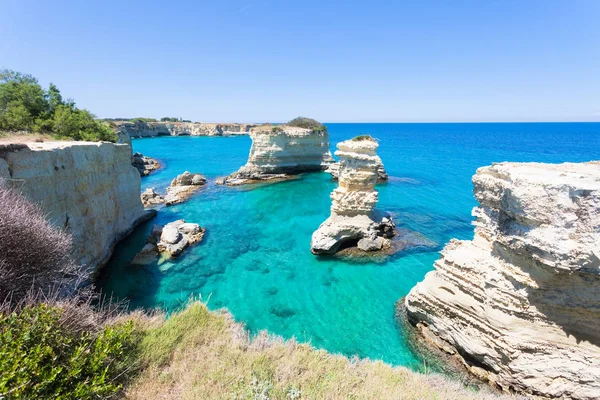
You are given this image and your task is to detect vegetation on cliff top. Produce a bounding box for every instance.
[351,134,375,141]
[0,70,116,142]
[286,116,327,132]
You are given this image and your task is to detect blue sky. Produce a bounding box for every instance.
[1,0,599,122]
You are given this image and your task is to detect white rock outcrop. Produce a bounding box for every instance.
[164,171,206,206]
[325,160,389,182]
[311,137,395,254]
[116,121,257,138]
[0,141,152,275]
[223,125,334,185]
[405,161,600,400]
[131,220,205,265]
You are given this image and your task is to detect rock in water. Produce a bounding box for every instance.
[222,118,334,185]
[132,152,161,176]
[141,187,165,207]
[310,136,395,254]
[131,220,205,264]
[164,171,207,206]
[404,161,600,400]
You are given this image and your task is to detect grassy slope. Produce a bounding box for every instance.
[127,302,514,400]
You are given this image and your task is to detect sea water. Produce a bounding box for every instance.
[96,122,600,368]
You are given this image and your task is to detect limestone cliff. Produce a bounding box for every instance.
[0,141,152,276]
[311,137,394,254]
[116,121,257,138]
[223,125,334,185]
[405,161,600,400]
[325,160,389,182]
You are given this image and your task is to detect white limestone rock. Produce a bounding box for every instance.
[141,187,165,207]
[132,152,161,176]
[132,220,205,263]
[116,121,258,138]
[223,123,334,185]
[163,171,207,206]
[0,141,152,276]
[311,137,395,254]
[405,161,600,400]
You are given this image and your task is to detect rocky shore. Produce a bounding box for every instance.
[311,136,395,254]
[404,161,600,399]
[222,121,334,185]
[132,152,161,176]
[116,120,257,138]
[141,171,206,207]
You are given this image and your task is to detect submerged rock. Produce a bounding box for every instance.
[311,136,395,255]
[221,118,334,185]
[404,161,600,399]
[132,152,161,176]
[131,220,205,265]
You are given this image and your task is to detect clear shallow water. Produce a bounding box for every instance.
[96,122,600,368]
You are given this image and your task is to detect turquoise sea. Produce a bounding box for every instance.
[96,122,600,368]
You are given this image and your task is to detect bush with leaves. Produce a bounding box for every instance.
[0,69,116,142]
[0,303,138,399]
[286,116,327,133]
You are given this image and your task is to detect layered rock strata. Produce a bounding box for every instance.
[325,160,389,182]
[131,220,205,265]
[132,152,161,176]
[405,161,600,400]
[310,138,395,254]
[223,125,334,185]
[0,141,153,275]
[116,121,257,138]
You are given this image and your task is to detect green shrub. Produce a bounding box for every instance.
[130,117,157,123]
[0,69,117,141]
[0,303,138,399]
[351,134,374,141]
[286,116,326,132]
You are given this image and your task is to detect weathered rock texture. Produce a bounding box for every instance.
[164,171,206,206]
[132,152,161,176]
[405,161,600,400]
[140,172,207,207]
[311,138,395,254]
[223,125,334,185]
[116,121,257,138]
[325,160,389,182]
[0,141,152,275]
[131,220,205,265]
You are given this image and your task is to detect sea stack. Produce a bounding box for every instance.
[310,136,395,254]
[222,117,334,185]
[404,161,600,399]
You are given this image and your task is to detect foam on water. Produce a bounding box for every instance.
[96,122,600,367]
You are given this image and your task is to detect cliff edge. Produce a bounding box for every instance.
[405,161,600,399]
[0,141,152,276]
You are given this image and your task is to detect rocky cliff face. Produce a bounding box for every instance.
[405,161,600,399]
[0,141,152,276]
[116,121,257,138]
[223,125,334,185]
[311,138,394,254]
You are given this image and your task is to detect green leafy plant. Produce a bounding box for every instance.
[351,134,374,141]
[286,116,326,132]
[0,303,138,399]
[0,69,117,141]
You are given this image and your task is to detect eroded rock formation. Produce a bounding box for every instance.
[222,124,334,185]
[132,152,161,176]
[164,171,206,206]
[140,172,207,207]
[131,220,205,265]
[325,160,389,182]
[405,161,600,400]
[311,137,395,254]
[116,121,257,138]
[0,141,153,275]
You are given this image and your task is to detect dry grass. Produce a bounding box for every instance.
[126,301,518,400]
[0,132,57,143]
